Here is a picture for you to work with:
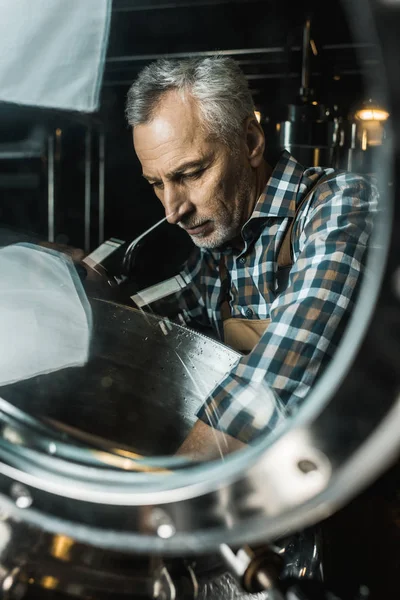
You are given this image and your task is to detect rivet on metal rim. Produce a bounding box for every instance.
[10,483,32,509]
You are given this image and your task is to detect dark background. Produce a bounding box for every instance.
[0,1,398,599]
[0,0,385,273]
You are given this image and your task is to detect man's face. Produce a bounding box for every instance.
[133,91,254,249]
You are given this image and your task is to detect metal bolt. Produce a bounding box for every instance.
[157,523,176,539]
[10,484,32,509]
[149,508,176,539]
[297,459,318,474]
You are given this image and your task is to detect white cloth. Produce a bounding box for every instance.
[0,244,92,386]
[0,0,111,112]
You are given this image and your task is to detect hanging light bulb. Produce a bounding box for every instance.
[354,99,390,147]
[355,99,390,121]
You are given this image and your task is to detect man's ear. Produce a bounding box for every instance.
[244,116,265,168]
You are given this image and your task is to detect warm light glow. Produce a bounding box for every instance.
[50,534,74,561]
[40,576,59,590]
[254,110,261,123]
[311,101,318,106]
[358,121,386,147]
[310,39,318,56]
[355,108,389,121]
[361,129,368,151]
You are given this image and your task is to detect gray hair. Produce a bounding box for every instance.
[125,56,255,147]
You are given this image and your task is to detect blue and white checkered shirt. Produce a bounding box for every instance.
[172,151,378,443]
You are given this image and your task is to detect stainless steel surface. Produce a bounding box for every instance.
[0,298,240,456]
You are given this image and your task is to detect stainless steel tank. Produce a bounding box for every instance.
[0,298,322,598]
[0,297,241,457]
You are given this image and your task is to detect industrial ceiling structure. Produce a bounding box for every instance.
[103,0,383,118]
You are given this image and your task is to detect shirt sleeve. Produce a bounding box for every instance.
[196,173,379,443]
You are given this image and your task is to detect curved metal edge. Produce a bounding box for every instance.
[0,395,398,557]
[0,0,398,559]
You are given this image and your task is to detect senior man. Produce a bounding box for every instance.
[125,56,378,459]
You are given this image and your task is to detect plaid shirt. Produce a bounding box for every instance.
[174,150,378,443]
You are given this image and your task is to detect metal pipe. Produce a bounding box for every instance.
[301,17,311,95]
[47,134,55,242]
[113,0,260,11]
[98,132,105,246]
[103,70,369,86]
[105,43,374,64]
[84,129,92,254]
[107,47,295,63]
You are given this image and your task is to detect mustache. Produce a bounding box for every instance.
[178,219,209,230]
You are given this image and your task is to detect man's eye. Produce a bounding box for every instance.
[186,169,205,180]
[151,181,164,190]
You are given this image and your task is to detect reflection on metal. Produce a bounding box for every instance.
[99,131,105,245]
[84,129,92,253]
[47,134,55,242]
[0,299,240,458]
[220,543,284,594]
[0,516,319,598]
[50,534,74,562]
[10,483,32,509]
[361,128,368,151]
[152,565,177,600]
[346,122,358,170]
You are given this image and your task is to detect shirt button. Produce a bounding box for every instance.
[245,307,254,318]
[238,257,246,264]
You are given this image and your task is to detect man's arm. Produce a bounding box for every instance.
[176,419,245,460]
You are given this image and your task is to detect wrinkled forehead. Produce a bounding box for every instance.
[133,91,209,161]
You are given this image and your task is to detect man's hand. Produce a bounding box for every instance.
[176,419,245,461]
[37,240,109,283]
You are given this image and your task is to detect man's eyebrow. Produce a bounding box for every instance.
[168,159,209,178]
[142,157,211,183]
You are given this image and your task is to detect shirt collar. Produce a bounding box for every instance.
[250,150,305,220]
[209,151,306,258]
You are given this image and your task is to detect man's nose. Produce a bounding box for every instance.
[163,184,191,225]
